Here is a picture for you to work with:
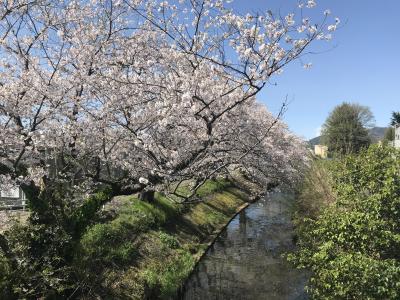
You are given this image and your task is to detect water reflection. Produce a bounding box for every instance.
[181,192,308,300]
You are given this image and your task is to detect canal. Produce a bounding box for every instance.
[181,192,308,300]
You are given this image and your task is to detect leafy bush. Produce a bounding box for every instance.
[0,251,12,299]
[308,252,400,299]
[1,222,77,299]
[289,145,400,299]
[0,186,118,299]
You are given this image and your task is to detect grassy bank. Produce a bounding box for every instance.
[77,178,257,299]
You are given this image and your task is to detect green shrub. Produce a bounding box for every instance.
[0,222,76,299]
[0,251,12,299]
[289,145,400,299]
[308,252,400,300]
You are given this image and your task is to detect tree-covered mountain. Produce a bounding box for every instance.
[369,127,388,143]
[309,136,321,146]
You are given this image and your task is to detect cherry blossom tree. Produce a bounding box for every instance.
[0,0,337,205]
[0,2,338,294]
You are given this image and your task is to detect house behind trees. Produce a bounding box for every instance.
[314,145,328,158]
[0,186,27,209]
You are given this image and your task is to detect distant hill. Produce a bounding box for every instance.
[309,136,321,146]
[369,127,387,143]
[309,127,388,146]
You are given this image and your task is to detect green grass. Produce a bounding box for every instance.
[195,179,231,197]
[77,178,253,299]
[141,248,195,299]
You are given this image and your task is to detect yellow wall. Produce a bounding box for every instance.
[314,145,328,158]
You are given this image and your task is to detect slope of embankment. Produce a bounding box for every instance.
[78,177,260,299]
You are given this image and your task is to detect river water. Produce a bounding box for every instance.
[181,192,308,300]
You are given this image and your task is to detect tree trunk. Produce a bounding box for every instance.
[139,190,155,202]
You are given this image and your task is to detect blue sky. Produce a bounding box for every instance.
[232,0,400,140]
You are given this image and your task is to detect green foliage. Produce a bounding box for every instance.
[79,217,140,266]
[321,102,374,155]
[171,178,232,201]
[390,111,400,127]
[150,193,182,220]
[158,231,180,249]
[293,159,335,221]
[195,179,231,197]
[0,179,248,299]
[289,145,400,299]
[0,186,115,299]
[2,222,76,299]
[383,127,395,143]
[70,186,114,238]
[0,251,12,299]
[141,249,195,299]
[79,194,179,266]
[308,253,400,300]
[76,195,180,294]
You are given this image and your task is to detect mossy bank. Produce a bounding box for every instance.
[77,178,259,299]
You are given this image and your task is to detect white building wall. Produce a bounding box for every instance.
[395,126,400,148]
[0,186,20,198]
[314,145,328,158]
[0,186,26,208]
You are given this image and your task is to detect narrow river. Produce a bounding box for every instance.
[181,192,308,300]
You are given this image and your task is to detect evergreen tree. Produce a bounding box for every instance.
[390,111,400,127]
[321,103,374,155]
